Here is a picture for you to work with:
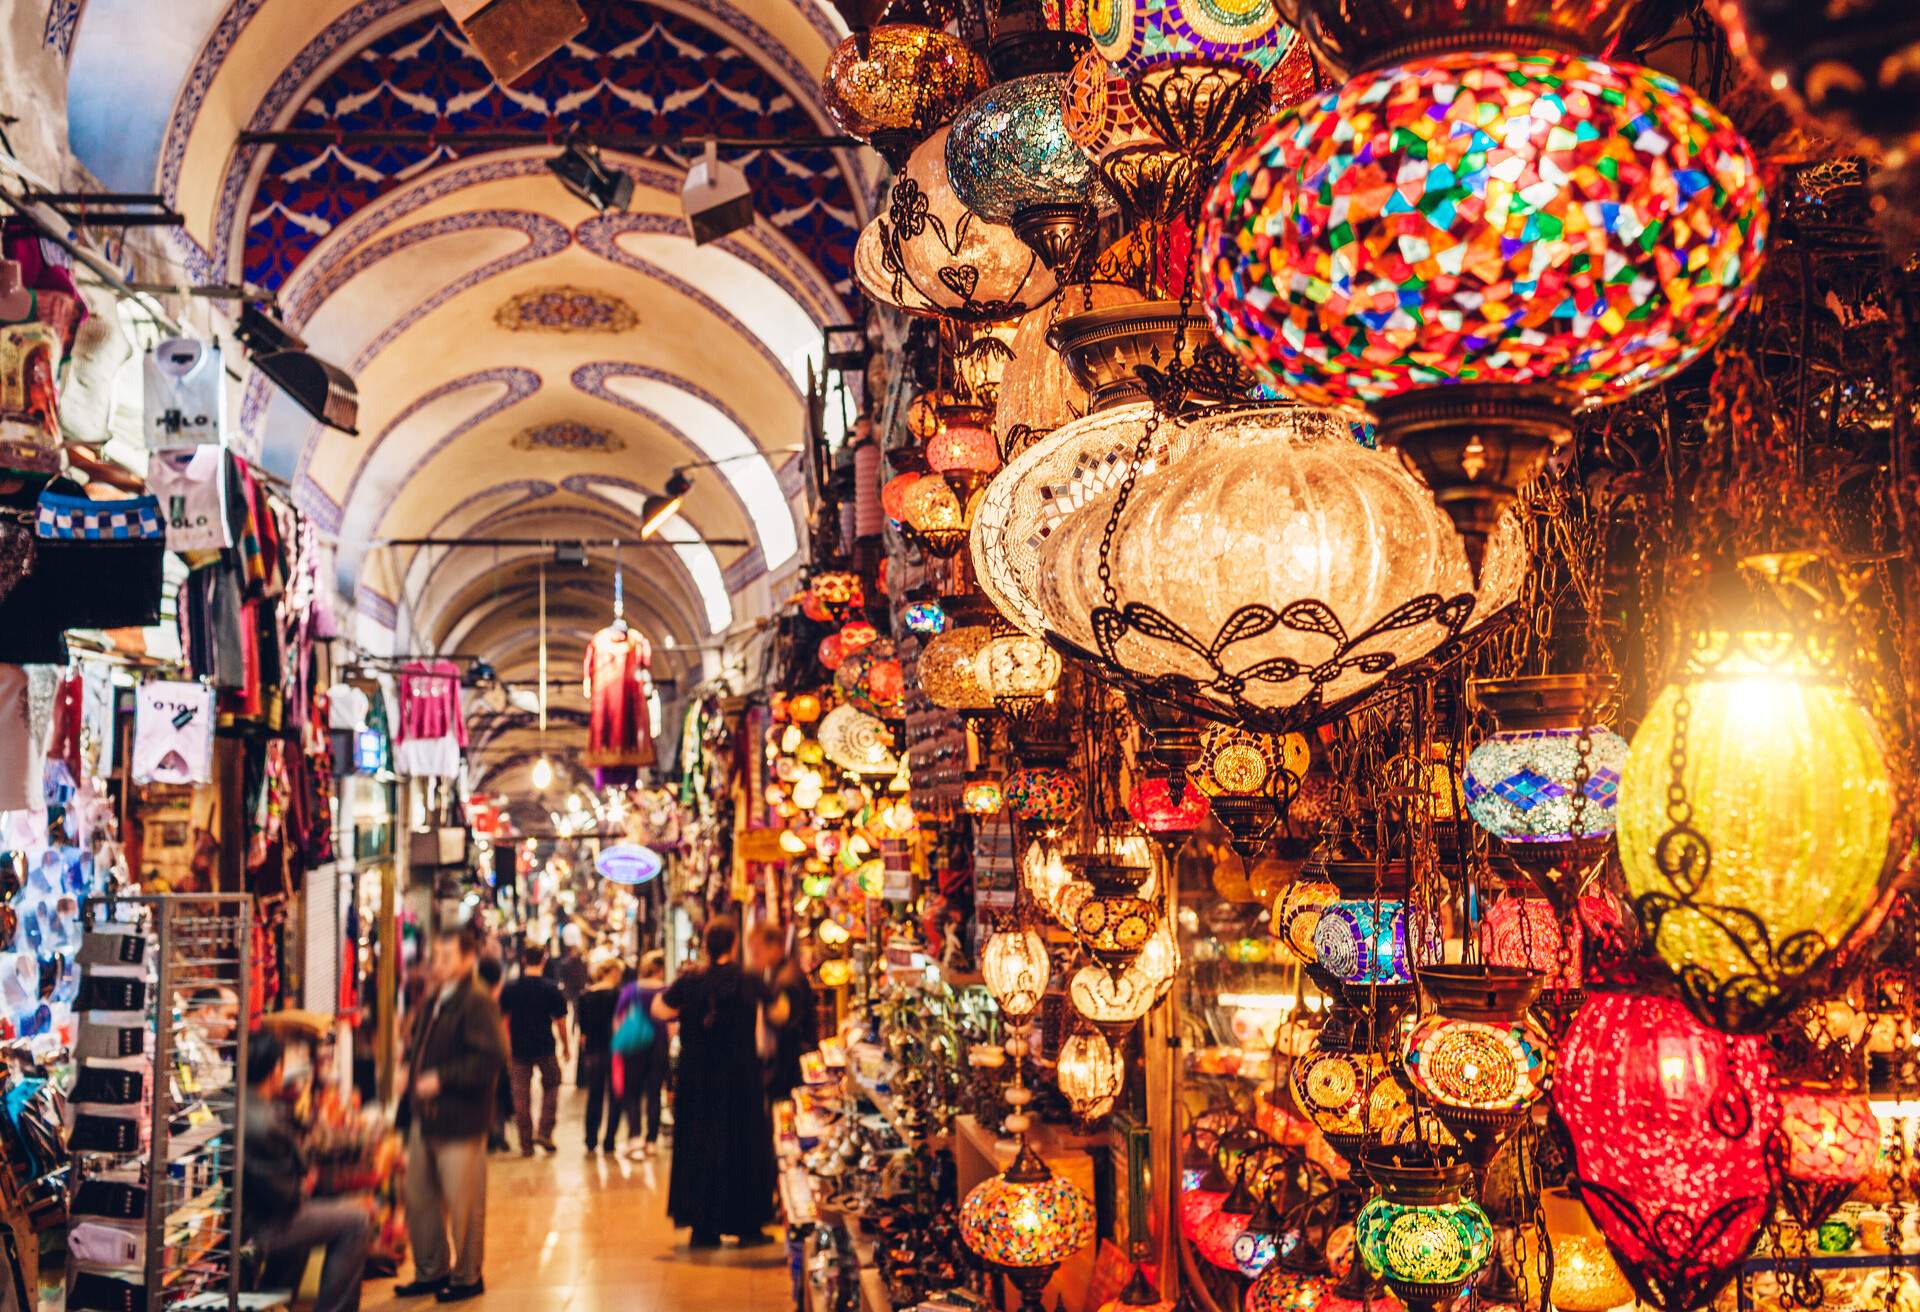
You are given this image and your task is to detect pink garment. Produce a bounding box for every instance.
[853,439,883,539]
[397,660,467,746]
[582,625,655,769]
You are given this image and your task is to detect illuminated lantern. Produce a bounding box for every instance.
[925,405,1002,477]
[818,634,846,670]
[1203,51,1767,569]
[945,73,1113,268]
[1069,960,1155,1033]
[818,704,902,777]
[963,773,1006,817]
[982,924,1052,1021]
[1193,1174,1255,1271]
[1125,775,1210,854]
[801,872,832,899]
[1401,965,1550,1165]
[960,1144,1096,1310]
[1291,1001,1414,1160]
[1230,1192,1289,1277]
[1463,676,1629,845]
[1074,859,1159,971]
[901,472,979,557]
[839,621,880,654]
[920,622,996,712]
[1024,842,1074,922]
[1479,895,1586,993]
[974,629,1062,716]
[1539,1186,1634,1312]
[1003,767,1084,831]
[789,693,822,725]
[857,127,1056,322]
[904,599,948,636]
[1555,990,1778,1310]
[882,471,921,523]
[1056,1028,1125,1119]
[1088,0,1292,81]
[1312,860,1440,1003]
[1248,1267,1329,1312]
[991,282,1140,455]
[1354,1147,1492,1310]
[810,571,865,617]
[1187,725,1308,859]
[1272,879,1335,968]
[821,23,990,166]
[835,644,904,718]
[1618,631,1893,1031]
[818,958,852,987]
[1776,1084,1879,1227]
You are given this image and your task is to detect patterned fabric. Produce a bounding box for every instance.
[34,493,163,542]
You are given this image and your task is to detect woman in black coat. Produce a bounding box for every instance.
[651,917,788,1247]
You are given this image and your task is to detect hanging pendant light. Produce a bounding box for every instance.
[960,1140,1097,1311]
[983,922,1053,1021]
[1290,999,1416,1161]
[1271,878,1336,969]
[1003,766,1083,833]
[975,623,1064,717]
[1073,857,1159,971]
[1202,49,1768,572]
[1400,965,1551,1166]
[1774,1082,1880,1229]
[823,22,991,167]
[1312,854,1441,1011]
[1463,675,1628,848]
[1353,1146,1493,1312]
[1125,774,1210,855]
[1057,1027,1126,1118]
[946,72,1115,271]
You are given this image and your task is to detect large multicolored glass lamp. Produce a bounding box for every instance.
[1125,774,1210,856]
[1463,675,1628,870]
[1354,1145,1492,1312]
[946,71,1114,272]
[1617,627,1893,1031]
[960,1138,1098,1311]
[1401,965,1551,1166]
[1074,857,1159,971]
[822,23,992,167]
[963,770,1007,817]
[1003,765,1084,834]
[1555,989,1778,1311]
[1202,46,1768,573]
[919,615,997,713]
[1311,855,1439,1011]
[1775,1082,1880,1228]
[901,466,987,558]
[923,403,1002,480]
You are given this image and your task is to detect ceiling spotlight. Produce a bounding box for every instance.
[234,303,359,435]
[682,139,753,245]
[548,133,634,213]
[640,469,692,538]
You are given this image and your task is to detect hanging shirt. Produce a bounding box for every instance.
[396,660,466,746]
[0,664,56,812]
[582,624,656,770]
[131,681,214,785]
[148,445,232,553]
[143,338,226,450]
[327,683,369,732]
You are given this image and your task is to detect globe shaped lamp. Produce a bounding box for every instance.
[1194,1174,1256,1271]
[1312,859,1440,1006]
[858,127,1057,322]
[976,628,1064,716]
[1617,630,1893,1032]
[1539,1187,1634,1312]
[1088,0,1300,157]
[1126,774,1211,855]
[1401,965,1551,1165]
[1272,878,1336,969]
[925,406,1003,477]
[1024,841,1074,922]
[919,620,996,712]
[1230,1193,1290,1278]
[1776,1083,1879,1227]
[1057,1027,1126,1118]
[1290,1002,1414,1161]
[1554,990,1778,1311]
[960,1142,1097,1309]
[1004,766,1084,832]
[1480,894,1591,993]
[1202,50,1767,572]
[882,470,922,524]
[946,73,1113,270]
[904,600,948,637]
[823,23,991,166]
[1354,1146,1493,1312]
[1249,1266,1331,1312]
[983,923,1053,1021]
[1463,675,1628,847]
[901,469,982,557]
[964,772,1007,817]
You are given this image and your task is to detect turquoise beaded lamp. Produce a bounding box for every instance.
[946,73,1115,270]
[1355,1146,1493,1312]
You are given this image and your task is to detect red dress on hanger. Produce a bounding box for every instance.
[582,622,656,769]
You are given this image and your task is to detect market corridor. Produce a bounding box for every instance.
[361,1094,789,1312]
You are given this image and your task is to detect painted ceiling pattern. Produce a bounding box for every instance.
[512,421,625,452]
[242,1,859,294]
[495,286,639,333]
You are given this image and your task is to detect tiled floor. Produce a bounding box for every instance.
[361,1089,791,1312]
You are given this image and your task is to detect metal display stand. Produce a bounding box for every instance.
[74,894,252,1312]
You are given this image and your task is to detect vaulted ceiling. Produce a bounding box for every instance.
[60,0,869,791]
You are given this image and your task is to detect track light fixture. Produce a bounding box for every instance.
[682,139,754,244]
[640,470,692,539]
[548,132,634,213]
[234,303,359,435]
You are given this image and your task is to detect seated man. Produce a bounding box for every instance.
[242,1030,372,1312]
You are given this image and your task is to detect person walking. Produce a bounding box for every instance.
[650,919,787,1247]
[617,952,670,1160]
[574,958,624,1153]
[749,923,817,1106]
[395,925,507,1303]
[498,944,570,1155]
[240,1029,372,1312]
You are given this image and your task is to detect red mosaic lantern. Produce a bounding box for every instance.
[1775,1083,1879,1228]
[1555,991,1778,1311]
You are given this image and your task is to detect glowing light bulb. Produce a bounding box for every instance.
[531,757,553,789]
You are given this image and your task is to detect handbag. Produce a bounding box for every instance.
[611,998,654,1056]
[26,490,164,630]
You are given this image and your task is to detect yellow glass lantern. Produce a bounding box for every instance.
[1618,630,1893,1029]
[983,925,1052,1020]
[920,623,996,711]
[964,773,1006,816]
[1057,1028,1125,1118]
[818,958,853,988]
[1272,880,1336,965]
[1538,1188,1634,1312]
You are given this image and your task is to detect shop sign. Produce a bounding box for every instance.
[595,843,662,886]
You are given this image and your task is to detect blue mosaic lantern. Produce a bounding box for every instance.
[1462,676,1626,844]
[904,599,949,636]
[1311,855,1440,1001]
[945,73,1114,269]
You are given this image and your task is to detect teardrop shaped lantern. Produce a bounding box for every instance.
[1555,990,1779,1312]
[983,923,1053,1021]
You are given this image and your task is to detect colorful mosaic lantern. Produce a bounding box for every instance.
[1401,965,1550,1165]
[1272,878,1336,968]
[1480,894,1586,992]
[960,1141,1096,1308]
[822,23,991,165]
[1290,1000,1415,1160]
[1277,0,1651,76]
[1354,1146,1493,1312]
[1312,859,1440,1004]
[1248,1267,1329,1312]
[835,644,904,718]
[975,628,1063,716]
[925,405,1003,476]
[1125,775,1210,854]
[1618,630,1893,1031]
[1463,676,1627,845]
[1775,1083,1879,1228]
[1193,1174,1256,1271]
[1004,767,1085,831]
[901,470,981,557]
[919,621,996,712]
[1088,0,1291,77]
[1202,50,1768,570]
[1075,859,1159,971]
[789,693,822,724]
[881,471,922,523]
[1555,990,1778,1311]
[903,599,949,636]
[963,772,1007,817]
[946,73,1113,269]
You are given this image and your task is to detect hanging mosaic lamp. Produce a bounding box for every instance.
[991,282,1139,458]
[1088,0,1303,157]
[1538,1186,1635,1312]
[1271,877,1336,969]
[1290,999,1416,1160]
[901,466,984,557]
[963,771,1007,816]
[983,921,1054,1020]
[1400,965,1551,1166]
[857,127,1057,322]
[1184,724,1304,859]
[960,1140,1097,1310]
[1068,961,1156,1034]
[1463,675,1628,850]
[1003,765,1084,831]
[1230,1191,1290,1278]
[904,598,949,636]
[1201,49,1768,573]
[1024,840,1075,922]
[1193,1171,1257,1271]
[924,404,1003,480]
[1354,1146,1493,1312]
[1479,893,1589,994]
[1073,855,1159,971]
[1248,1266,1330,1312]
[946,73,1115,271]
[1056,1027,1126,1119]
[881,470,922,524]
[823,23,992,167]
[1125,774,1210,855]
[1617,629,1893,1032]
[1774,1082,1879,1228]
[919,615,998,713]
[1035,404,1527,724]
[1311,853,1441,1009]
[1555,990,1778,1312]
[974,624,1064,716]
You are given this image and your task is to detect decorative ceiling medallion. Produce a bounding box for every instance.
[511,422,626,453]
[495,285,638,333]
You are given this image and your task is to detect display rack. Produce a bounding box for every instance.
[72,894,253,1312]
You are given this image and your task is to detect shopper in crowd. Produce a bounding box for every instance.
[475,955,511,1154]
[242,1029,372,1312]
[651,918,787,1247]
[749,923,817,1104]
[554,923,590,1013]
[617,951,671,1160]
[396,925,507,1303]
[498,944,570,1155]
[574,958,625,1153]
